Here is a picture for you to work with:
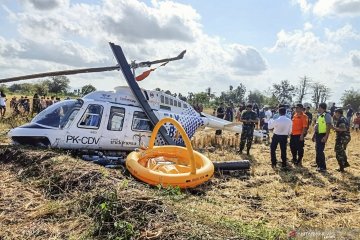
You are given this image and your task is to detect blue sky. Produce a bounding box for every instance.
[0,0,359,104]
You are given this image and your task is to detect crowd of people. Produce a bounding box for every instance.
[0,91,63,117]
[214,101,358,173]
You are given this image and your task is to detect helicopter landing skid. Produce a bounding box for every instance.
[79,150,127,169]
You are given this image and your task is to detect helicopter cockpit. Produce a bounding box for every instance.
[31,100,83,129]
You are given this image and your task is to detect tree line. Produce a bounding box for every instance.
[160,76,360,111]
[0,76,97,97]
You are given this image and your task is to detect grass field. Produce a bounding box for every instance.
[0,119,359,239]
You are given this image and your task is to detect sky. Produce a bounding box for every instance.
[0,0,359,103]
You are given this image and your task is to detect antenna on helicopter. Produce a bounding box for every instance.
[0,50,186,83]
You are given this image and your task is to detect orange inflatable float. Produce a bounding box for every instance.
[126,118,214,188]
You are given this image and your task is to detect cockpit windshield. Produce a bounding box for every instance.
[32,100,83,128]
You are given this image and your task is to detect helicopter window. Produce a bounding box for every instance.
[161,95,164,103]
[174,100,177,107]
[170,98,173,106]
[160,105,171,111]
[132,111,153,132]
[63,109,79,129]
[165,97,169,105]
[107,107,125,131]
[32,100,82,128]
[78,104,103,129]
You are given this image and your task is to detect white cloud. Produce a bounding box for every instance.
[230,44,267,75]
[350,50,360,67]
[268,29,340,61]
[0,0,267,95]
[20,0,70,10]
[293,0,313,13]
[304,22,313,31]
[325,24,360,42]
[313,0,360,17]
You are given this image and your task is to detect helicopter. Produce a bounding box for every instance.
[1,42,266,154]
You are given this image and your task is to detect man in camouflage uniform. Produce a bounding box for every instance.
[238,104,258,155]
[332,108,351,172]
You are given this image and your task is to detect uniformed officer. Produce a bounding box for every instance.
[238,104,258,155]
[332,108,351,172]
[312,102,332,172]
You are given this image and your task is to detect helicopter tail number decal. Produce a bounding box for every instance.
[66,135,100,145]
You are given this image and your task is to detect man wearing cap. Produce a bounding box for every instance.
[268,107,292,168]
[290,104,308,166]
[312,102,332,172]
[332,109,351,172]
[238,104,258,155]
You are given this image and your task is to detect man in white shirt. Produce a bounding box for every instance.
[263,106,272,133]
[268,107,292,168]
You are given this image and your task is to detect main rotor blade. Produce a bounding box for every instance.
[134,50,186,68]
[0,65,119,83]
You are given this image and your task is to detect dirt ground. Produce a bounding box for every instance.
[0,121,359,239]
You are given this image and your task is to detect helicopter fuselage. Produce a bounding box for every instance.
[8,86,207,150]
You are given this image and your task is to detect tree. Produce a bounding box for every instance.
[311,82,331,109]
[9,83,41,94]
[8,83,23,92]
[219,83,246,104]
[0,84,8,93]
[297,76,311,103]
[189,92,210,106]
[81,84,97,95]
[247,90,266,106]
[232,84,246,103]
[272,80,296,104]
[341,89,360,111]
[320,86,331,104]
[47,76,70,93]
[19,83,35,93]
[33,81,49,96]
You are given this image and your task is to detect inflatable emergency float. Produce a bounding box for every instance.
[126,118,214,188]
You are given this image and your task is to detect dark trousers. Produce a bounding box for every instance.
[315,133,326,169]
[239,126,254,153]
[270,134,288,166]
[290,135,304,163]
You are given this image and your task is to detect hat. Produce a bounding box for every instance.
[296,103,304,108]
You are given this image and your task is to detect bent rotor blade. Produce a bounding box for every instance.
[135,50,186,68]
[0,66,119,83]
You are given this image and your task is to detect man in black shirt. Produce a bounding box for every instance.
[238,104,258,155]
[330,103,336,116]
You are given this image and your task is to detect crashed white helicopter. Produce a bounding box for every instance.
[1,42,265,154]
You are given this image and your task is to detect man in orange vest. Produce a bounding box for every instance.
[290,103,308,166]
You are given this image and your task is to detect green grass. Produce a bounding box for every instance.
[218,217,287,240]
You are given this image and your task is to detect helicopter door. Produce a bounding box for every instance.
[101,105,129,150]
[127,109,153,148]
[65,103,105,149]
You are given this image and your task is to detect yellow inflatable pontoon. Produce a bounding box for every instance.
[126,118,214,188]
